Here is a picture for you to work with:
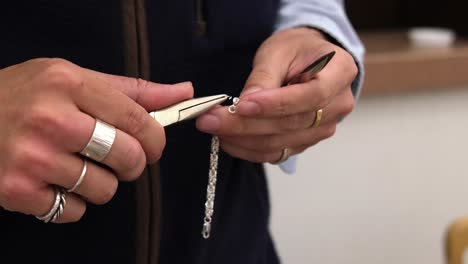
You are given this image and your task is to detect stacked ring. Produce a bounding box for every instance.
[36,186,66,223]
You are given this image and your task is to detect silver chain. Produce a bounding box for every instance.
[201,97,239,239]
[202,135,220,239]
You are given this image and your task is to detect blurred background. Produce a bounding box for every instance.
[267,1,468,263]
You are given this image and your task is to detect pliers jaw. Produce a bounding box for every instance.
[150,94,229,127]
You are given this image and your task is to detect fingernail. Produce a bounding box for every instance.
[196,114,220,132]
[236,101,261,116]
[240,87,263,97]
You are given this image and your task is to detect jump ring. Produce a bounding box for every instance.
[68,159,87,192]
[80,119,116,162]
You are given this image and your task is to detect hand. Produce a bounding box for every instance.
[196,27,357,163]
[0,58,193,222]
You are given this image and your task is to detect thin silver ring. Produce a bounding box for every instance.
[270,148,291,164]
[68,159,87,192]
[36,186,66,223]
[80,119,116,162]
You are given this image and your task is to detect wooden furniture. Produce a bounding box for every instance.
[361,31,468,95]
[446,216,468,264]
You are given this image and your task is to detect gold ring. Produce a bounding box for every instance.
[270,148,291,164]
[311,109,323,128]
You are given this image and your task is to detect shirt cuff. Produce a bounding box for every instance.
[279,155,297,174]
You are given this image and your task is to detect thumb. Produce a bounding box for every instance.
[83,68,194,111]
[240,53,287,97]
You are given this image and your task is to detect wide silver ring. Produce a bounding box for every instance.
[68,159,87,192]
[36,186,66,223]
[80,119,116,162]
[270,148,291,165]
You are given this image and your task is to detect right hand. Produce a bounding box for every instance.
[0,58,193,223]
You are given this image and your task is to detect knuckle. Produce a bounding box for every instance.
[136,78,151,93]
[264,152,278,163]
[250,67,274,84]
[295,146,307,155]
[123,78,149,100]
[342,95,355,116]
[125,105,148,135]
[0,175,32,208]
[94,179,118,205]
[323,124,337,139]
[258,137,279,152]
[231,119,249,135]
[274,96,290,116]
[349,63,359,79]
[120,139,145,181]
[149,128,166,163]
[25,103,64,135]
[279,113,312,131]
[12,143,52,177]
[344,54,359,79]
[67,203,87,223]
[40,59,82,91]
[315,84,331,108]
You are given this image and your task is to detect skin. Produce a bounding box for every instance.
[0,58,193,223]
[196,27,358,163]
[0,27,357,223]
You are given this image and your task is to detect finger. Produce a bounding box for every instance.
[44,154,118,205]
[196,106,316,135]
[55,111,151,179]
[52,193,86,223]
[14,184,86,223]
[219,123,337,153]
[197,87,353,136]
[81,68,194,111]
[221,140,308,163]
[236,49,357,117]
[51,112,148,180]
[92,128,147,181]
[240,45,287,97]
[320,86,355,122]
[220,140,285,163]
[71,75,166,163]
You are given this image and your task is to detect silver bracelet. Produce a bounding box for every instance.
[201,97,239,239]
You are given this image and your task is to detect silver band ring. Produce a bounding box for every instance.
[68,159,87,192]
[80,119,116,162]
[270,148,291,164]
[36,186,66,223]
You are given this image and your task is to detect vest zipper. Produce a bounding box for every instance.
[195,0,207,36]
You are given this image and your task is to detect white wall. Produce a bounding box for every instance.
[267,88,468,264]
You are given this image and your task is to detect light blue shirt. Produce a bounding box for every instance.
[275,0,365,173]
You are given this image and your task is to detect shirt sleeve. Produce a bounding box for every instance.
[275,0,365,174]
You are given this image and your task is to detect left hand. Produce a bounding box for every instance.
[196,27,358,163]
